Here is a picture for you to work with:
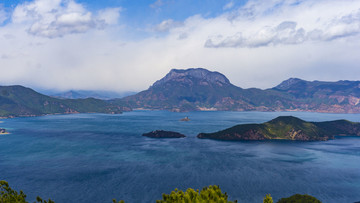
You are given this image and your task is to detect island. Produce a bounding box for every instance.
[197,116,360,141]
[142,130,186,138]
[180,116,190,121]
[0,128,8,134]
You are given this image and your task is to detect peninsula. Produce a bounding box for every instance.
[197,116,360,141]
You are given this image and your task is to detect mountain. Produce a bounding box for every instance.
[116,68,293,112]
[114,68,360,113]
[0,85,129,118]
[197,116,360,141]
[272,78,360,113]
[51,90,136,100]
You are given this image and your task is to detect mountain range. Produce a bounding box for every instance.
[115,68,360,113]
[1,67,360,118]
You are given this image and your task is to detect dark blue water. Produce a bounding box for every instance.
[0,111,360,203]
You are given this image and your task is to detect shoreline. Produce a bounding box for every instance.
[2,108,360,119]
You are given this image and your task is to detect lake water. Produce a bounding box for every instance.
[0,111,360,203]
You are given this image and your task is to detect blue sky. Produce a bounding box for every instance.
[2,0,246,30]
[0,0,360,92]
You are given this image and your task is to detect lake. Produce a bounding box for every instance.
[0,111,360,203]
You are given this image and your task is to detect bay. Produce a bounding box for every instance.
[0,110,360,203]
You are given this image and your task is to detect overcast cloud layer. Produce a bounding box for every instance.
[0,0,360,92]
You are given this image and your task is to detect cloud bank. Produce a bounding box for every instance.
[205,7,360,48]
[12,0,120,38]
[0,0,360,92]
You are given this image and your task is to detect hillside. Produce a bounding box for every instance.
[197,116,360,141]
[0,85,129,118]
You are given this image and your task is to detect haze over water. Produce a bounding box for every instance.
[0,111,360,203]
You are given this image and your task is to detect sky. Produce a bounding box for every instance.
[0,0,360,92]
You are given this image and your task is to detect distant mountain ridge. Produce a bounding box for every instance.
[0,85,129,118]
[271,78,360,112]
[115,68,360,113]
[52,90,136,100]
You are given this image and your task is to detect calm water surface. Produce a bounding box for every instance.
[0,111,360,203]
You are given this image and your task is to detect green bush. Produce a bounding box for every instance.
[264,194,273,203]
[276,194,321,203]
[156,185,237,203]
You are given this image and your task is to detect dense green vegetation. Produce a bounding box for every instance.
[1,180,322,203]
[277,194,322,203]
[263,194,273,203]
[0,85,127,118]
[0,180,53,203]
[198,116,360,141]
[156,185,237,203]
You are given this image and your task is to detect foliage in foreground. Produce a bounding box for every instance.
[2,180,322,203]
[263,194,273,203]
[156,185,237,203]
[0,180,53,203]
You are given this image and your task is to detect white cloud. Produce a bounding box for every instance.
[11,0,121,38]
[205,1,360,48]
[154,19,184,32]
[97,7,121,25]
[205,21,307,48]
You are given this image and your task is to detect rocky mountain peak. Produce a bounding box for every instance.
[152,68,231,87]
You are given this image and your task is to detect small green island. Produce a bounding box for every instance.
[197,116,360,141]
[142,130,186,138]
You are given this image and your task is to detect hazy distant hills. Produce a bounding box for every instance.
[51,90,137,100]
[0,85,128,118]
[115,68,360,113]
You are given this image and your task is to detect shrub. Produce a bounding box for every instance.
[156,185,237,203]
[0,180,53,203]
[276,194,321,203]
[264,194,273,203]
